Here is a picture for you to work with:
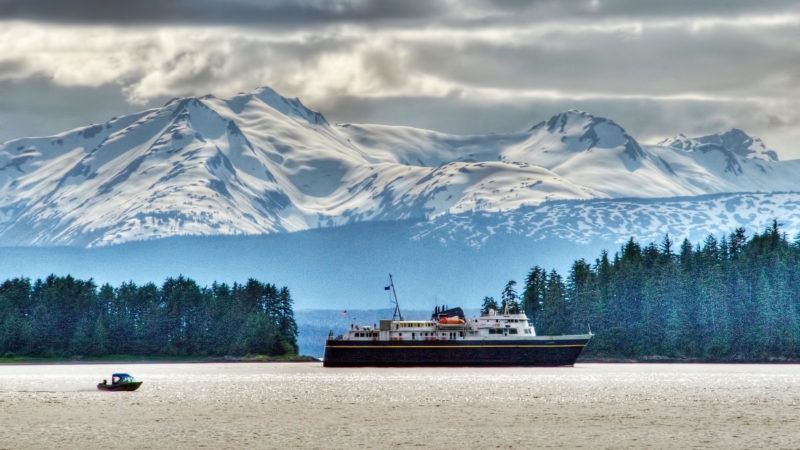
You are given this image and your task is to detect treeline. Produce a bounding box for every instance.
[0,275,298,358]
[487,221,800,361]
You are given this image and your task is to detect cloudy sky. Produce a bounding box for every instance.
[1,0,799,157]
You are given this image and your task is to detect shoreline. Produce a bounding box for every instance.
[4,356,800,365]
[0,354,320,365]
[579,356,800,364]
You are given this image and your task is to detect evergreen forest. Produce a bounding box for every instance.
[484,221,800,361]
[0,275,298,358]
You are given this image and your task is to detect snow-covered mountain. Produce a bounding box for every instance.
[658,128,779,164]
[0,87,798,247]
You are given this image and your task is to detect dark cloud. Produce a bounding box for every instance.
[0,0,443,26]
[3,0,800,44]
[6,0,798,30]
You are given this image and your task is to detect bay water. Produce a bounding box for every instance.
[1,363,799,448]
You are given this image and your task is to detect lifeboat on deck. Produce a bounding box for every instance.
[438,316,465,325]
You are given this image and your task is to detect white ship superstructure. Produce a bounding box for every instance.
[341,307,538,343]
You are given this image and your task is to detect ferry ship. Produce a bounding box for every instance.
[323,276,592,367]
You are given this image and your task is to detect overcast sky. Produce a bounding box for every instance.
[1,0,799,157]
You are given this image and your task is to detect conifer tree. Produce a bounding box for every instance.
[501,280,519,314]
[480,296,499,315]
[521,267,546,323]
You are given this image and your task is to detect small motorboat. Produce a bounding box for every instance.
[97,373,143,391]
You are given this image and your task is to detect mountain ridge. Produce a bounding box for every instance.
[0,86,797,247]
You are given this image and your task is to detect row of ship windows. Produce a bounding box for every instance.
[486,328,531,334]
[352,329,530,338]
[489,328,517,334]
[353,332,466,338]
[396,322,433,328]
[480,319,526,323]
[396,332,466,337]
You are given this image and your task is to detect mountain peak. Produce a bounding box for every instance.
[525,110,644,161]
[162,87,329,126]
[725,127,748,138]
[247,86,329,126]
[661,128,778,162]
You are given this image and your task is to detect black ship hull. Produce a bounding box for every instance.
[323,337,591,367]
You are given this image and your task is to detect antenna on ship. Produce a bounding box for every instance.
[388,274,404,321]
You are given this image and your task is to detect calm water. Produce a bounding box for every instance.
[1,363,799,449]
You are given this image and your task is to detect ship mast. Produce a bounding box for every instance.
[388,274,404,321]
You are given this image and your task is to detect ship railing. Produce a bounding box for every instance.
[434,323,468,330]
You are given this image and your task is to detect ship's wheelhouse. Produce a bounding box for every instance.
[473,311,536,338]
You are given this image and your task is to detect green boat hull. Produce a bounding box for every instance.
[97,381,143,391]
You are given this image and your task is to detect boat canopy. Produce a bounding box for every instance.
[111,373,136,383]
